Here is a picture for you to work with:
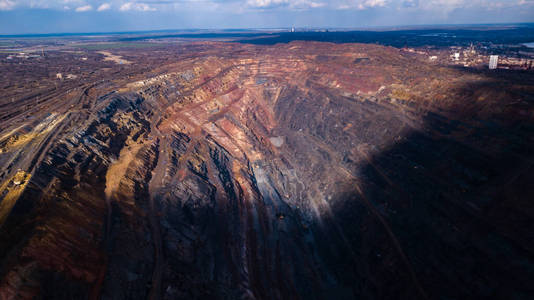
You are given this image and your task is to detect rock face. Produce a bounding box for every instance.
[0,42,534,299]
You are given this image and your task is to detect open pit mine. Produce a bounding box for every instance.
[0,42,533,299]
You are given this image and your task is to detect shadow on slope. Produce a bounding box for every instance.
[315,67,534,299]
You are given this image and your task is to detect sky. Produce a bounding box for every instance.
[0,0,533,34]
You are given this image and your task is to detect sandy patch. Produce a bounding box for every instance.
[0,170,31,227]
[104,138,144,200]
[98,51,131,65]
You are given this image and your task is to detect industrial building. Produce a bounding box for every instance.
[489,55,498,69]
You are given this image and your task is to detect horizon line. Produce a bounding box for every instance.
[1,22,533,38]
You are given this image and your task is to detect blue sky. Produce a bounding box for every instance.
[0,0,533,34]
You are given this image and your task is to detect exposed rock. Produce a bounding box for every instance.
[0,41,533,299]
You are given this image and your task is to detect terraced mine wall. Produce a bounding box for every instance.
[0,42,533,299]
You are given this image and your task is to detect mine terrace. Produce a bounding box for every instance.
[0,27,534,299]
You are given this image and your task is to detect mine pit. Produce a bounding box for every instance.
[0,40,533,300]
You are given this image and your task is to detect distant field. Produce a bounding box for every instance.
[74,42,163,50]
[0,41,18,48]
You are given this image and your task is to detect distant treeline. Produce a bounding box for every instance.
[234,28,534,48]
[116,26,534,48]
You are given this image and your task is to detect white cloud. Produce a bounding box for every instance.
[247,0,325,9]
[120,2,156,11]
[75,4,93,11]
[0,0,16,10]
[335,0,388,10]
[247,0,288,8]
[357,0,387,9]
[97,3,110,11]
[309,2,325,7]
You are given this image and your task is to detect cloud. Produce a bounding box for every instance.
[309,1,325,7]
[97,3,111,11]
[75,4,93,11]
[246,0,325,9]
[357,0,387,9]
[402,0,418,7]
[335,0,388,10]
[120,2,156,11]
[247,0,289,8]
[0,0,15,10]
